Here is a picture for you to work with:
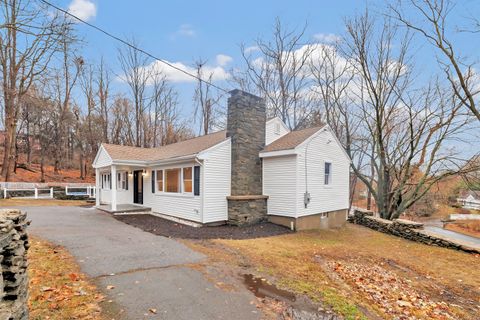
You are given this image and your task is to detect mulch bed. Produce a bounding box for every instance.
[114,214,293,240]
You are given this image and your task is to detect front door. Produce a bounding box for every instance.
[133,170,143,204]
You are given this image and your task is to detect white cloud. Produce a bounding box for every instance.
[216,54,233,67]
[313,33,341,44]
[244,45,260,54]
[176,24,196,37]
[68,0,96,21]
[118,59,230,84]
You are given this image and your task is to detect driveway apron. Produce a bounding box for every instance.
[23,206,260,320]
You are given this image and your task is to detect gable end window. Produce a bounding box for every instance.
[324,162,332,185]
[274,122,281,134]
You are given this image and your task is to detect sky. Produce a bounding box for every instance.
[52,0,480,131]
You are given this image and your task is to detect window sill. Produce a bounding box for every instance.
[154,192,196,199]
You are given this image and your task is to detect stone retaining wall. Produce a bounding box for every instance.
[349,209,479,254]
[0,209,29,320]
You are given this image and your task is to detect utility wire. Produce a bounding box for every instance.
[38,0,229,94]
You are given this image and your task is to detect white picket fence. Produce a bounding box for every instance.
[0,182,96,199]
[65,185,96,198]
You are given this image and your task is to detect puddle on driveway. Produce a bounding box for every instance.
[243,274,342,320]
[243,274,296,302]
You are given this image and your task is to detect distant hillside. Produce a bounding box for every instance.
[1,163,94,183]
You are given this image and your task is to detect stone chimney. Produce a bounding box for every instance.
[226,89,268,225]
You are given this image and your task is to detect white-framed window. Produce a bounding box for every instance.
[324,162,332,185]
[156,170,163,192]
[154,166,195,194]
[117,172,127,190]
[165,168,181,193]
[101,173,111,190]
[183,167,193,193]
[274,122,281,134]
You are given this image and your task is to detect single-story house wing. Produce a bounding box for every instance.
[93,90,351,230]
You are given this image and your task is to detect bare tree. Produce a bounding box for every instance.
[239,18,315,129]
[193,60,224,135]
[309,42,365,208]
[390,0,480,121]
[341,11,478,219]
[96,57,111,143]
[118,38,151,147]
[0,0,66,180]
[51,23,82,173]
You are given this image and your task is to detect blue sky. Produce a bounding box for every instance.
[55,0,480,127]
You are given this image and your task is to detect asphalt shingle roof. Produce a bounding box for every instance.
[102,130,227,162]
[261,126,324,152]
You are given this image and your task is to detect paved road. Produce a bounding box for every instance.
[23,206,260,320]
[424,226,480,249]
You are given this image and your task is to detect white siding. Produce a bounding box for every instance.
[295,129,350,217]
[93,146,112,168]
[143,161,203,223]
[263,155,297,217]
[100,189,111,204]
[265,117,290,145]
[202,140,231,223]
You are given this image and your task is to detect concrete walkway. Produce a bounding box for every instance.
[23,206,260,320]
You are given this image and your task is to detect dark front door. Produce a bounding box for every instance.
[133,170,143,204]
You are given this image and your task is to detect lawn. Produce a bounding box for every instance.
[0,198,91,207]
[28,237,105,320]
[187,224,480,319]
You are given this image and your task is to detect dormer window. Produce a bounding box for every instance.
[274,123,280,134]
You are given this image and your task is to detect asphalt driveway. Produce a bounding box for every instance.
[23,206,261,320]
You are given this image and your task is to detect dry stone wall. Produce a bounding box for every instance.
[0,209,29,320]
[349,209,479,254]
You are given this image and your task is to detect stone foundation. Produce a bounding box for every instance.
[269,209,348,231]
[349,209,480,254]
[227,196,268,226]
[0,209,30,320]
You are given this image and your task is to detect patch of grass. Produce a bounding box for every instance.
[28,236,104,320]
[0,198,91,207]
[206,224,480,319]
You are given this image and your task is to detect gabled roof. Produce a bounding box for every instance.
[458,189,480,200]
[262,126,324,152]
[102,130,227,162]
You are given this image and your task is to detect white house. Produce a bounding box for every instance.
[457,190,480,210]
[92,90,351,230]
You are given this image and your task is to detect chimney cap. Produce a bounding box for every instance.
[229,89,263,102]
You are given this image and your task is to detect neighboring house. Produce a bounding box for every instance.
[92,90,351,230]
[457,190,480,210]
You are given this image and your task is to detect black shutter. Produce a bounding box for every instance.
[194,166,200,196]
[151,170,155,193]
[125,172,129,190]
[109,174,112,189]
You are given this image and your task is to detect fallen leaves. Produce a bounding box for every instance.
[328,260,455,319]
[28,236,104,320]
